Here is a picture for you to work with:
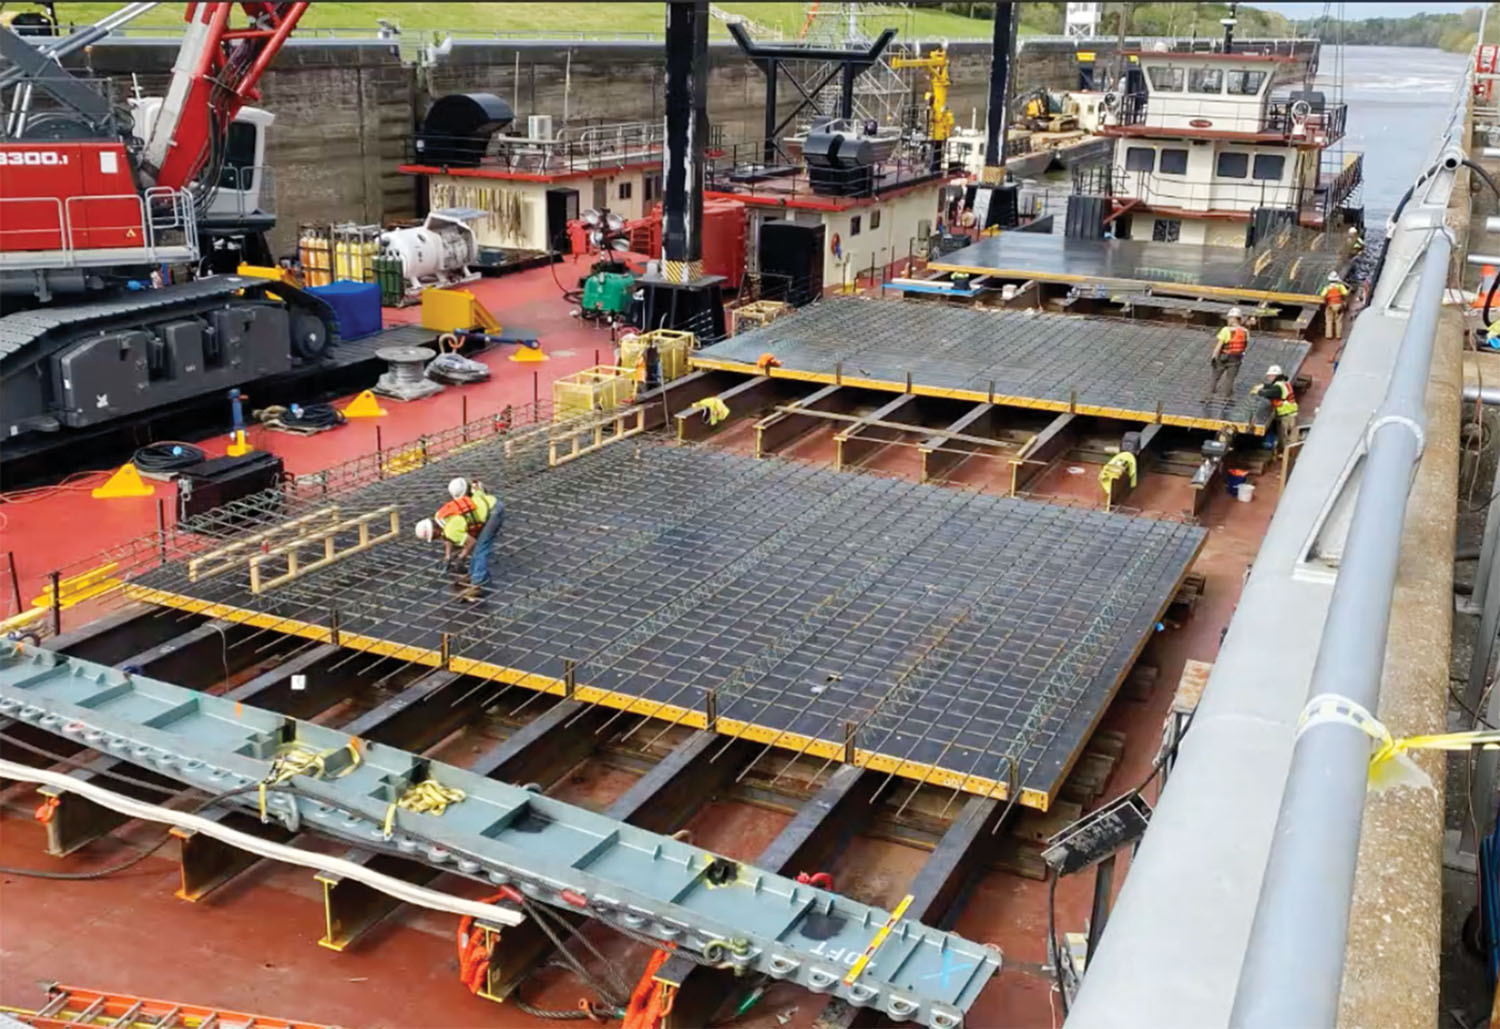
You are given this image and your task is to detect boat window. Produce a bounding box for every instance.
[870,208,881,229]
[619,181,633,200]
[1188,68,1224,94]
[1252,154,1286,180]
[1147,65,1184,92]
[1216,151,1249,178]
[1227,70,1267,95]
[1159,149,1189,175]
[1152,218,1181,242]
[850,214,861,236]
[1125,147,1155,172]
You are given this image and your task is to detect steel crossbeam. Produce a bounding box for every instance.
[0,641,1000,1029]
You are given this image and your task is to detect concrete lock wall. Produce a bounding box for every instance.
[69,35,1313,258]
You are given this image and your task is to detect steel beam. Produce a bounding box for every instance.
[43,605,194,663]
[29,621,270,855]
[756,385,854,457]
[478,732,757,1000]
[174,806,294,901]
[636,371,728,431]
[1010,413,1077,495]
[836,394,921,470]
[919,404,999,483]
[661,764,881,1027]
[675,375,775,442]
[0,643,998,1027]
[814,796,1006,1029]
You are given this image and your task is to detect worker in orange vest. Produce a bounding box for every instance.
[414,476,502,602]
[1204,307,1249,403]
[1320,271,1351,340]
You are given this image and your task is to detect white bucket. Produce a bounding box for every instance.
[1238,482,1256,503]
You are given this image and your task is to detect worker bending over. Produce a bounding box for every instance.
[1251,365,1299,456]
[414,476,504,601]
[1205,307,1249,403]
[1320,271,1350,341]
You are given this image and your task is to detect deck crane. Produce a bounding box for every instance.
[0,3,340,453]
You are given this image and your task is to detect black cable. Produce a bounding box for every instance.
[282,403,343,430]
[132,441,206,474]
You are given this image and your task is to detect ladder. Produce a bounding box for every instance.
[11,983,334,1029]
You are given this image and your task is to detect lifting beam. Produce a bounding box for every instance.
[0,641,999,1028]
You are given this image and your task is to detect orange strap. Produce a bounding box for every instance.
[34,796,58,824]
[622,949,675,1029]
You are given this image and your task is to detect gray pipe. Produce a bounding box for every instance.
[1466,382,1500,405]
[1230,233,1452,1027]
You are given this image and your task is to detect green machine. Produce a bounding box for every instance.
[579,261,636,323]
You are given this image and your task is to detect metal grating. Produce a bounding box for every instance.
[695,298,1309,433]
[130,441,1205,809]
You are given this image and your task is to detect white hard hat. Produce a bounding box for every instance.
[1328,270,1343,281]
[1266,364,1283,377]
[1347,226,1359,235]
[1227,306,1244,320]
[414,518,435,543]
[448,476,468,500]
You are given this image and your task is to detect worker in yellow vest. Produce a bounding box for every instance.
[1251,365,1300,456]
[1320,272,1351,340]
[1204,307,1249,402]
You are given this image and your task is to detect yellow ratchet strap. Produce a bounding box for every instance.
[382,778,467,838]
[257,740,362,821]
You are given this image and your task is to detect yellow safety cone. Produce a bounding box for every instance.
[92,463,155,499]
[341,389,388,418]
[509,345,548,363]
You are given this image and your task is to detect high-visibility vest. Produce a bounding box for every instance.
[1217,325,1248,357]
[1321,281,1349,306]
[1268,380,1298,417]
[435,495,486,537]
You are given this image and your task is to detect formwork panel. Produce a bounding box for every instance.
[130,442,1204,809]
[927,231,1339,304]
[693,298,1309,434]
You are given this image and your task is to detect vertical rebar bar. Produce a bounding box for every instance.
[49,571,61,636]
[5,552,21,615]
[156,499,168,567]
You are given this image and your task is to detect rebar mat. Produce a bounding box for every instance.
[696,298,1309,432]
[132,440,1205,808]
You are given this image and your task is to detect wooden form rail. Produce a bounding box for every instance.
[187,506,340,583]
[547,408,646,467]
[249,506,400,594]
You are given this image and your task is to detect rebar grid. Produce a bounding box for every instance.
[699,298,1311,430]
[128,434,1204,806]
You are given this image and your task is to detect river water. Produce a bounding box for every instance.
[1318,45,1469,223]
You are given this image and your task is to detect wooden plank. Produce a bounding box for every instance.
[188,506,340,582]
[249,506,400,593]
[1010,413,1077,495]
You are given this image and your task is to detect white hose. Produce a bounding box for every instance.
[0,756,523,927]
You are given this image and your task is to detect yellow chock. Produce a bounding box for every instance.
[510,344,548,363]
[341,389,387,418]
[226,429,253,457]
[91,463,155,499]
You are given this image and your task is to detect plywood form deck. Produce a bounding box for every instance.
[692,298,1309,434]
[928,232,1339,304]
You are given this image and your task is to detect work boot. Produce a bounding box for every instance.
[458,584,482,604]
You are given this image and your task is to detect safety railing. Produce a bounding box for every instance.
[1071,151,1362,226]
[705,138,949,201]
[0,187,198,269]
[1104,92,1347,146]
[409,120,685,175]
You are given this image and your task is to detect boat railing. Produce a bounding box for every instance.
[1104,92,1346,145]
[704,138,952,202]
